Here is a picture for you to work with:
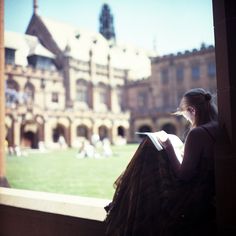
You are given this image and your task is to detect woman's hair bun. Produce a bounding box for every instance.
[205,93,212,101]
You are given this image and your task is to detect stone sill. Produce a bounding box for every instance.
[0,187,110,221]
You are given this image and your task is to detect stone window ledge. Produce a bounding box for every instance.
[0,187,110,221]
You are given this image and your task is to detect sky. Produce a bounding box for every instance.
[5,0,215,56]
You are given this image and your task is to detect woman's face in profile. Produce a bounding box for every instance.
[179,98,195,124]
[182,109,194,124]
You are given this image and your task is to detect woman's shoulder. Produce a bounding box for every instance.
[189,121,219,140]
[202,121,219,129]
[188,121,218,135]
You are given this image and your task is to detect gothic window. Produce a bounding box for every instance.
[207,62,216,78]
[137,92,148,108]
[6,79,19,91]
[5,48,15,65]
[117,88,124,110]
[24,82,35,103]
[99,87,107,104]
[51,92,59,103]
[76,80,88,103]
[163,92,170,107]
[176,66,184,82]
[6,79,19,107]
[161,69,169,85]
[191,65,200,80]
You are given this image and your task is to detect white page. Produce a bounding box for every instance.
[136,131,183,163]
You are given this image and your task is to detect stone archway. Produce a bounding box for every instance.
[117,126,125,137]
[76,125,89,139]
[161,123,177,135]
[98,125,108,140]
[21,122,39,149]
[137,124,152,138]
[138,125,152,132]
[52,124,66,143]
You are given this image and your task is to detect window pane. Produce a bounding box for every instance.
[76,84,88,103]
[99,89,107,104]
[176,67,184,81]
[5,48,15,65]
[191,65,200,80]
[52,92,59,103]
[137,92,148,108]
[161,69,169,84]
[208,62,216,78]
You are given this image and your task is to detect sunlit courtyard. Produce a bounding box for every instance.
[6,144,138,200]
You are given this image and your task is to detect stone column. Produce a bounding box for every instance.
[110,86,120,113]
[212,0,236,234]
[13,119,21,147]
[110,123,117,144]
[0,0,9,187]
[44,120,52,147]
[70,121,76,147]
[92,82,99,112]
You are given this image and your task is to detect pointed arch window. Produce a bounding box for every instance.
[98,84,108,105]
[137,92,148,108]
[6,79,19,107]
[24,82,35,103]
[76,80,88,103]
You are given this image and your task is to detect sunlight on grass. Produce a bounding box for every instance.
[6,144,138,199]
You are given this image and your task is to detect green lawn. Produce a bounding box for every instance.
[6,144,138,200]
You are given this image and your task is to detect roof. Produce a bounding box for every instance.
[4,31,55,66]
[38,16,151,78]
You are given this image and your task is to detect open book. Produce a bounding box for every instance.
[136,131,184,163]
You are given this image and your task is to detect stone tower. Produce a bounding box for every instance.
[99,4,116,43]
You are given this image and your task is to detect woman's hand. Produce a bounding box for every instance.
[155,130,173,149]
[159,137,172,149]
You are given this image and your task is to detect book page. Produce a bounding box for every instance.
[135,132,163,151]
[136,131,184,163]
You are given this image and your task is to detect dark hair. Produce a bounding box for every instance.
[179,88,218,127]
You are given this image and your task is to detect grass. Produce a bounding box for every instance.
[6,144,138,200]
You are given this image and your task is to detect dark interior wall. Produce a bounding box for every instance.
[0,205,106,236]
[212,0,236,234]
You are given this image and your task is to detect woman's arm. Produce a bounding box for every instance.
[163,128,204,181]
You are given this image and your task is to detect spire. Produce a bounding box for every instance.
[33,0,38,15]
[99,4,116,43]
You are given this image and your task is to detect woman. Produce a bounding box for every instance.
[105,88,219,236]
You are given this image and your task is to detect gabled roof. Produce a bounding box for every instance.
[5,31,55,66]
[28,15,151,78]
[39,16,110,63]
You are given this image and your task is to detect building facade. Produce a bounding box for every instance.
[126,45,217,141]
[4,7,217,148]
[4,11,151,149]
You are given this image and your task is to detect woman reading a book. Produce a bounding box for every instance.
[105,88,219,236]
